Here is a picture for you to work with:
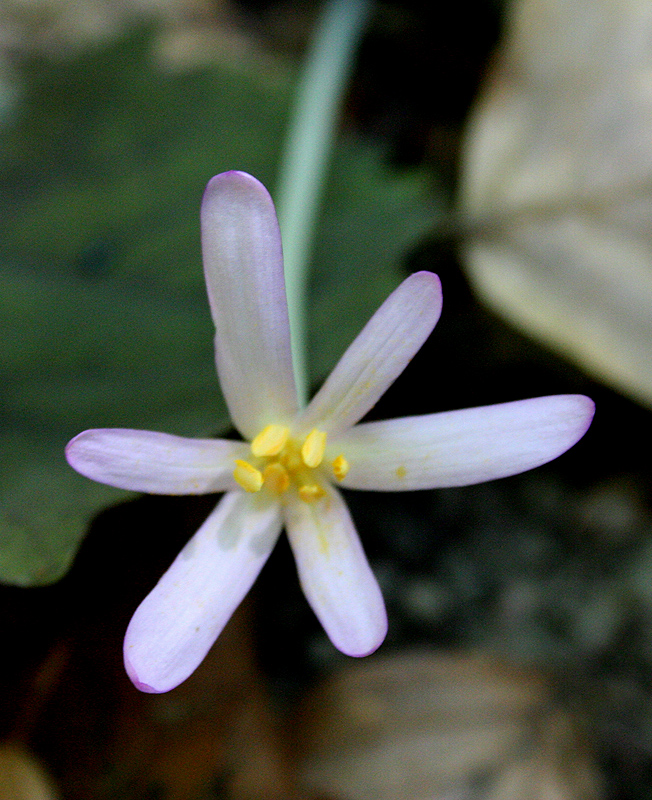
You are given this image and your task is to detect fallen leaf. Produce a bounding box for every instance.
[0,744,59,800]
[459,0,652,407]
[299,651,603,800]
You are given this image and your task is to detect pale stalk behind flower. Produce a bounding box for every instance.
[274,0,372,405]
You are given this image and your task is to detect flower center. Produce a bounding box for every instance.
[233,424,349,503]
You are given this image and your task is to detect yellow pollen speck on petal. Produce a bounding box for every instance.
[263,462,290,494]
[332,454,349,481]
[396,465,407,479]
[298,483,326,503]
[251,424,289,457]
[301,429,327,468]
[233,460,264,492]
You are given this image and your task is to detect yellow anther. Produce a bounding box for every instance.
[251,424,289,457]
[282,445,303,474]
[233,460,263,493]
[263,462,290,494]
[332,454,349,481]
[298,483,326,503]
[301,428,327,468]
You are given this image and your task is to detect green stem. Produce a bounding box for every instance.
[275,0,372,406]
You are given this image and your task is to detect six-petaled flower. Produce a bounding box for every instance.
[66,171,594,694]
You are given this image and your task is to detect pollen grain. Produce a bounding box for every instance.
[332,454,349,481]
[298,483,326,503]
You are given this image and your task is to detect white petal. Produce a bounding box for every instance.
[294,272,442,436]
[66,428,247,494]
[124,491,282,693]
[331,394,595,490]
[201,171,298,439]
[284,484,387,657]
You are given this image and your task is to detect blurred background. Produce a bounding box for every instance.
[1,0,652,798]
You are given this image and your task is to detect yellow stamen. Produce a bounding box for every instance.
[263,462,290,494]
[251,424,289,457]
[282,444,303,474]
[301,428,327,468]
[298,483,326,503]
[332,454,349,481]
[233,460,263,493]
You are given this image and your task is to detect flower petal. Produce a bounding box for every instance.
[294,272,442,436]
[331,394,595,490]
[66,429,248,494]
[201,171,298,439]
[284,485,387,657]
[124,491,282,693]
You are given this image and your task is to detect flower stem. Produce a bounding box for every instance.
[274,0,372,406]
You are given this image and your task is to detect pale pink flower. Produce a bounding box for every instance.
[66,171,594,693]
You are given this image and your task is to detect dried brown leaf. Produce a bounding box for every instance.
[298,651,603,800]
[0,744,59,800]
[459,0,652,406]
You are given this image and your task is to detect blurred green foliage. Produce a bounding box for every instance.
[0,26,439,586]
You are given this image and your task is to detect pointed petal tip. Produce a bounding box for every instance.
[64,430,82,464]
[202,170,270,207]
[131,679,163,695]
[405,270,443,311]
[64,428,98,472]
[577,392,595,422]
[559,393,595,445]
[410,269,442,291]
[124,650,169,694]
[321,598,388,659]
[337,618,388,658]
